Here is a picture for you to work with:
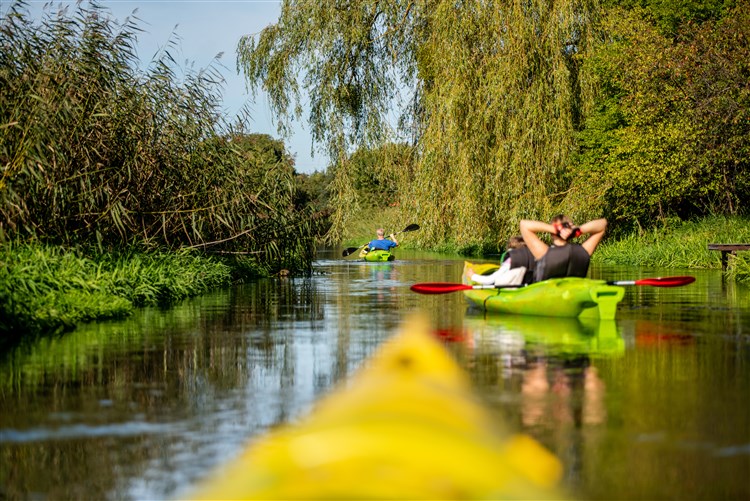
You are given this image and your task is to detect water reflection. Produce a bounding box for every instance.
[461,314,622,429]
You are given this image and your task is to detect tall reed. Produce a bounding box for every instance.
[0,1,319,273]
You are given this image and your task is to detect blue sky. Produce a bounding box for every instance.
[4,0,327,173]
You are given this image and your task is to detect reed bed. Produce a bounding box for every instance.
[0,1,319,271]
[0,242,235,337]
[0,2,322,337]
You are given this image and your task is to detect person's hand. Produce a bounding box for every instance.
[554,222,581,241]
[566,227,582,241]
[389,233,396,240]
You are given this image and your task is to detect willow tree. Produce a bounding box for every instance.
[238,0,599,248]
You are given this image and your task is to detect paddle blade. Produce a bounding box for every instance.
[410,283,472,294]
[635,276,695,287]
[609,276,696,287]
[403,223,420,232]
[342,247,360,257]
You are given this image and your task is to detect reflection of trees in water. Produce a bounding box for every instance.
[4,280,321,388]
[0,277,334,500]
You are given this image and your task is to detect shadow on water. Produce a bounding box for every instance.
[0,249,748,500]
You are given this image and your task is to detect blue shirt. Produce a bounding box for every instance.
[368,238,397,251]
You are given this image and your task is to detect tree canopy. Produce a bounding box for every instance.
[238,0,749,249]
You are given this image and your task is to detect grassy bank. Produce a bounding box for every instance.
[594,216,750,274]
[0,243,264,339]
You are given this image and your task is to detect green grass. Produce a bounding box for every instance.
[594,216,750,273]
[726,254,750,283]
[0,243,244,337]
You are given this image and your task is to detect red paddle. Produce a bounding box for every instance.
[410,276,696,295]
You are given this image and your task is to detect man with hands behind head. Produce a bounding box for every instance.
[520,216,607,283]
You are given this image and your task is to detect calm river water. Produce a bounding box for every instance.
[1,248,748,500]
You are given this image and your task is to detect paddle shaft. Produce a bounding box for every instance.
[410,276,695,294]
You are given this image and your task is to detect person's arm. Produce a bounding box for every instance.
[578,218,607,256]
[519,219,552,260]
[389,234,399,246]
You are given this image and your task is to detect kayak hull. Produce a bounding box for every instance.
[189,314,563,499]
[463,261,624,320]
[361,248,395,261]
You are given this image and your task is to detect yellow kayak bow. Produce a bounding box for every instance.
[189,314,564,500]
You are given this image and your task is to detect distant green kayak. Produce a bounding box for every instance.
[463,261,624,320]
[360,248,395,262]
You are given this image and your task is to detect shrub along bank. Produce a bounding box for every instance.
[0,3,326,341]
[0,243,259,339]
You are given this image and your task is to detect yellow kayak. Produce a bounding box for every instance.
[188,314,564,500]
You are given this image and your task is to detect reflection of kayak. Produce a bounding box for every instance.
[189,315,563,500]
[463,261,625,320]
[465,314,625,357]
[359,248,395,261]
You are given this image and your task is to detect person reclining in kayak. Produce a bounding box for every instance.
[520,216,607,282]
[466,235,532,285]
[366,228,399,252]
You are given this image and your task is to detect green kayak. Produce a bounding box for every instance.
[360,248,395,262]
[463,261,624,320]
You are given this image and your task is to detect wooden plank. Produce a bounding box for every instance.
[707,243,750,271]
[707,244,750,251]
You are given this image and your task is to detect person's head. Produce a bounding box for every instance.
[376,228,385,238]
[507,235,525,249]
[551,214,573,227]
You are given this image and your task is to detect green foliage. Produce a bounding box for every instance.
[97,248,234,306]
[0,1,318,273]
[410,0,597,248]
[236,0,749,251]
[567,2,750,235]
[726,254,750,283]
[601,0,736,38]
[0,242,238,336]
[239,0,600,251]
[331,142,416,245]
[294,170,334,216]
[594,216,750,269]
[344,143,411,208]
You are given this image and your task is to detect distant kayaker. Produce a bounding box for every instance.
[367,228,398,252]
[520,216,607,282]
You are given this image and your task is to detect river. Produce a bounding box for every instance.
[1,248,748,500]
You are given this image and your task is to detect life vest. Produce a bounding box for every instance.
[508,247,536,284]
[533,244,590,282]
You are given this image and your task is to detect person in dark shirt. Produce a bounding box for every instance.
[520,216,607,282]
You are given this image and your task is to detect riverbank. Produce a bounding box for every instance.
[0,243,269,341]
[594,216,750,279]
